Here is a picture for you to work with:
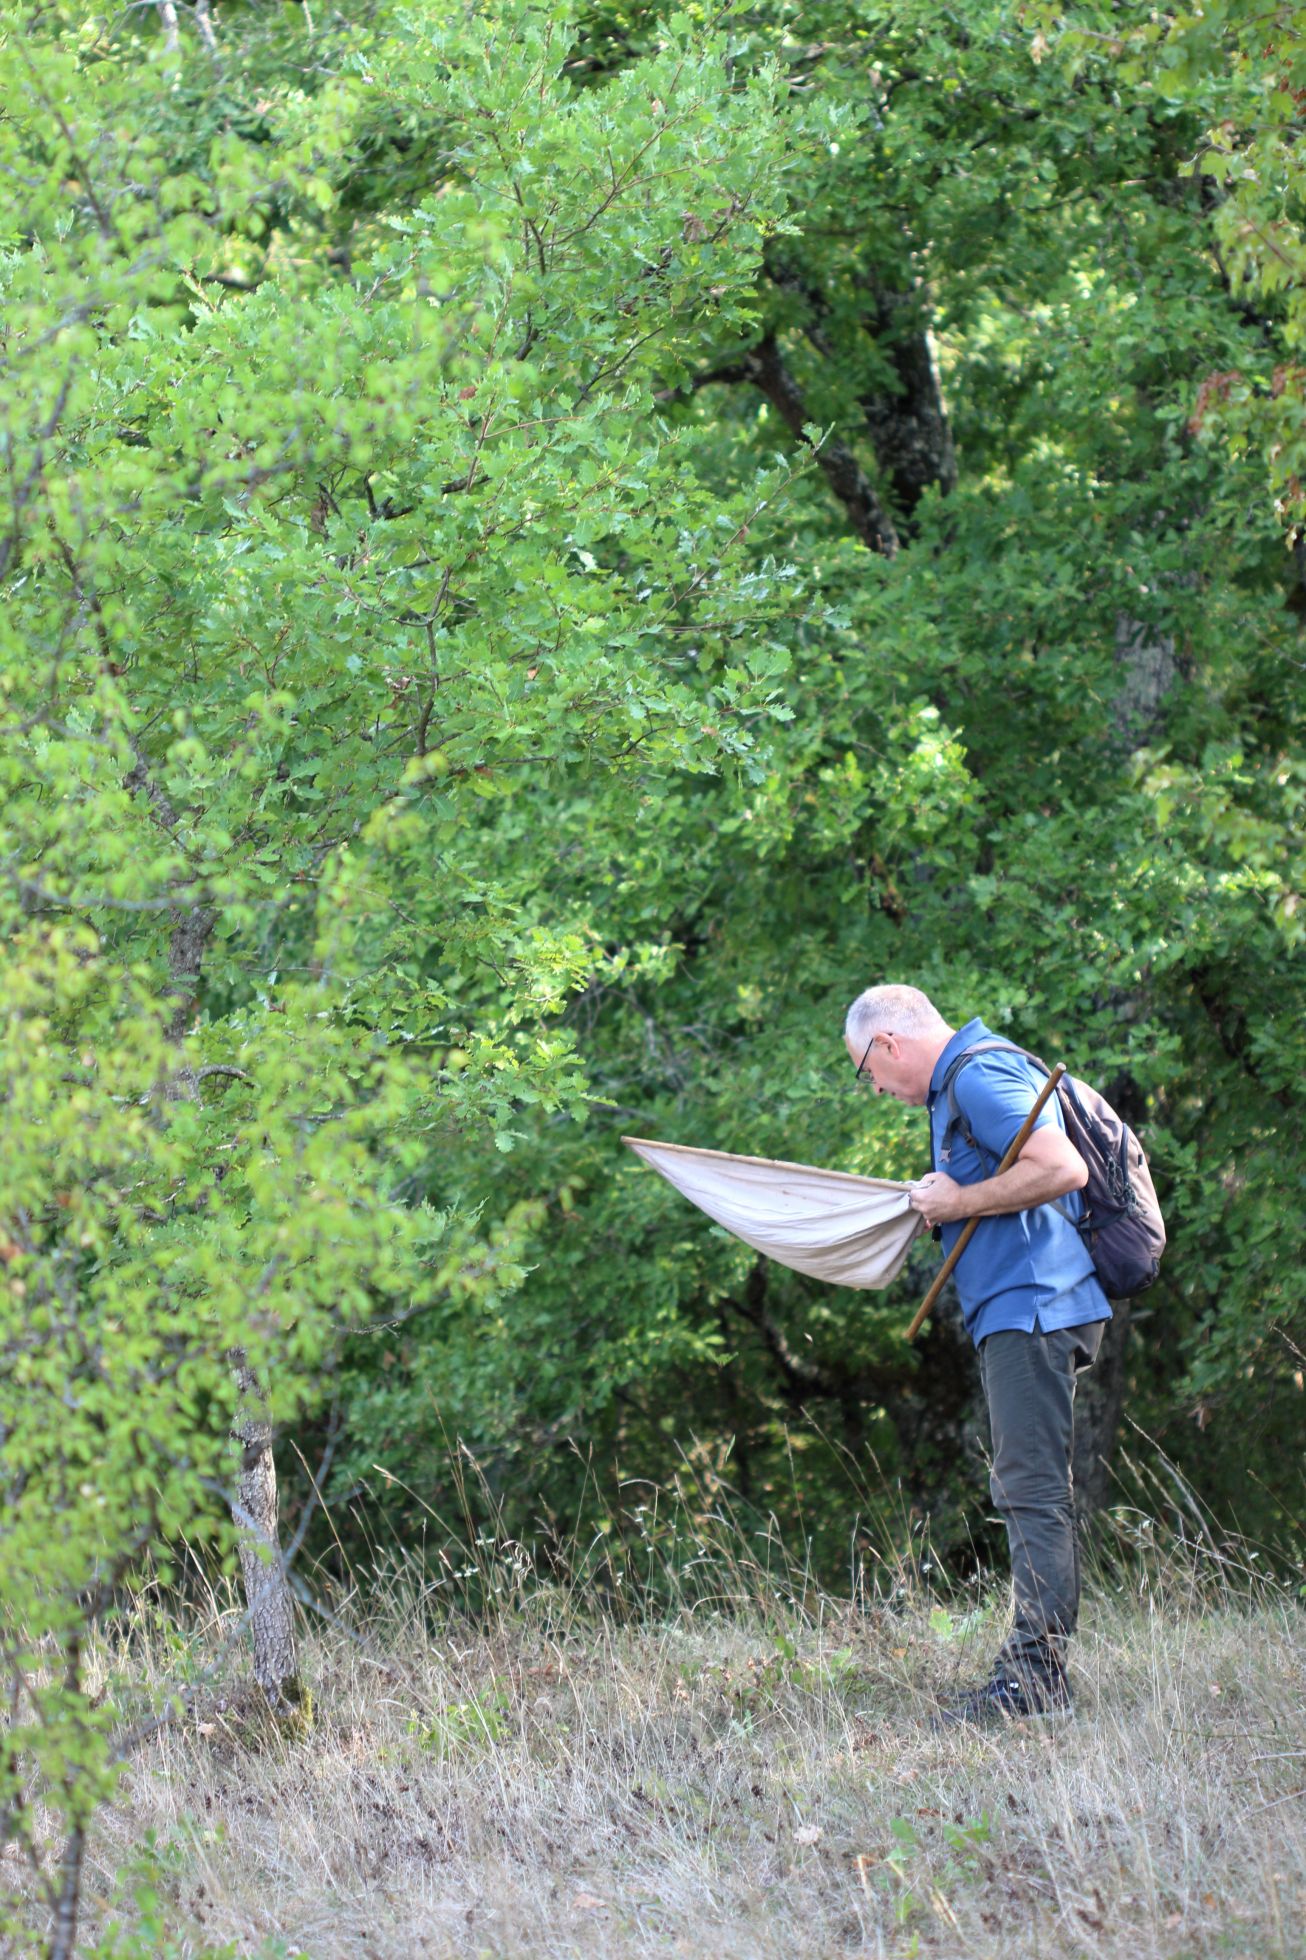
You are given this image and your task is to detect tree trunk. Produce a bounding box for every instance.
[760,258,956,541]
[1111,611,1180,747]
[743,332,900,556]
[127,744,303,1711]
[1074,1300,1131,1521]
[47,1637,87,1960]
[858,287,958,520]
[232,1362,305,1716]
[47,1823,85,1960]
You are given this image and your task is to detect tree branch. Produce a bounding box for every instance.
[767,254,957,521]
[658,343,899,554]
[725,1258,900,1407]
[742,333,900,556]
[0,366,76,585]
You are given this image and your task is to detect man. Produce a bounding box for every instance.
[844,982,1110,1724]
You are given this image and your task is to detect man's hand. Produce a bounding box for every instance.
[909,1172,971,1227]
[911,1128,1089,1229]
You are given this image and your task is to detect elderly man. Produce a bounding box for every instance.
[844,983,1110,1723]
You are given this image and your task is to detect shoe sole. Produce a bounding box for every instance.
[932,1702,1075,1731]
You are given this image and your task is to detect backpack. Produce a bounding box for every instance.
[939,1040,1166,1301]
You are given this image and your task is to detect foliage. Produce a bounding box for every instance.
[3,0,1305,1941]
[0,0,803,1944]
[327,0,1306,1582]
[1053,1,1306,533]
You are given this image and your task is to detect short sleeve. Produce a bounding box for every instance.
[953,1054,1059,1162]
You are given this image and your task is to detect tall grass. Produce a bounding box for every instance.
[8,1445,1304,1959]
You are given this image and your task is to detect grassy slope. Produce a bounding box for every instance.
[57,1549,1306,1960]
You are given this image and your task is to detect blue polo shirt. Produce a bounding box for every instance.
[928,1019,1111,1348]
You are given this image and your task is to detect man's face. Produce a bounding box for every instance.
[846,1030,929,1106]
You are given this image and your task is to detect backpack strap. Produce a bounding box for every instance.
[939,1041,1036,1165]
[940,1040,1078,1224]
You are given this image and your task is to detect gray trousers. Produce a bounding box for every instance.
[978,1319,1105,1677]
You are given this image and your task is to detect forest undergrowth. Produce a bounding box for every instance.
[17,1473,1304,1960]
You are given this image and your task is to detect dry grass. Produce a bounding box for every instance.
[54,1520,1306,1960]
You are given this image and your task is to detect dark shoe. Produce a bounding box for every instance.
[934,1667,1073,1729]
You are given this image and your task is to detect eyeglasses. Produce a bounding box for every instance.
[853,1032,885,1083]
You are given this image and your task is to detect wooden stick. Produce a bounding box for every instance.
[904,1063,1067,1343]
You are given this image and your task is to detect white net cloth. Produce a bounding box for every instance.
[624,1137,925,1290]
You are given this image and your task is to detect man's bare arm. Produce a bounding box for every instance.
[908,1126,1087,1229]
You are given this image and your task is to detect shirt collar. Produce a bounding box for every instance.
[928,1017,991,1102]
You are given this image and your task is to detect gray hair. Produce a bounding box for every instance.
[844,984,950,1046]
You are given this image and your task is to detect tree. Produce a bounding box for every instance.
[0,1,806,1944]
[324,0,1306,1583]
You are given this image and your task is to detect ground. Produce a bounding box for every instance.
[55,1546,1306,1960]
